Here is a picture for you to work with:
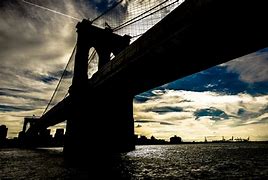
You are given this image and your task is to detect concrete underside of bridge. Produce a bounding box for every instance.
[26,0,268,163]
[64,88,135,161]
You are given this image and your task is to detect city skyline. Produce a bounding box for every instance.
[0,0,267,141]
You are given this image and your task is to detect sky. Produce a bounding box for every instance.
[0,0,267,141]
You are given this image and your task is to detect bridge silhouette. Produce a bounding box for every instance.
[20,0,268,161]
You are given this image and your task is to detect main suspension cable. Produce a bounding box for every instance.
[42,44,76,115]
[113,0,180,31]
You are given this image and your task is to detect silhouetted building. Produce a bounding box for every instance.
[0,125,8,142]
[139,135,148,145]
[150,136,156,144]
[39,129,52,146]
[135,135,168,145]
[170,135,182,144]
[54,128,65,146]
[18,131,25,140]
[55,129,64,138]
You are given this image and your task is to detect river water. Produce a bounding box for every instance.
[0,143,268,179]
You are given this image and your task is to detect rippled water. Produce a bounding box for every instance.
[0,143,268,179]
[122,143,268,179]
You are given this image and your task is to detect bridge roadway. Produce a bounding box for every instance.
[26,0,268,152]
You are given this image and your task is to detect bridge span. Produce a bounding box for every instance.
[25,0,268,160]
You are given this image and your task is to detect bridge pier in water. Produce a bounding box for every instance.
[64,20,134,161]
[64,89,135,161]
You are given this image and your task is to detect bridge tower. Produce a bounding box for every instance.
[18,116,52,147]
[64,19,134,161]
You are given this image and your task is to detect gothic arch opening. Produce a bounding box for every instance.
[87,47,99,78]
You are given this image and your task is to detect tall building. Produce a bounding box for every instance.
[170,135,182,144]
[54,128,65,146]
[54,128,64,138]
[0,125,8,142]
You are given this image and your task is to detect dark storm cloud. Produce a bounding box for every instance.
[134,94,151,103]
[0,66,58,96]
[0,88,27,93]
[150,106,183,114]
[237,108,258,120]
[0,91,49,108]
[134,91,156,103]
[53,70,73,79]
[0,104,33,112]
[22,70,59,83]
[135,120,157,123]
[0,88,41,99]
[135,119,174,125]
[160,122,174,125]
[194,107,229,120]
[237,105,268,122]
[39,75,58,83]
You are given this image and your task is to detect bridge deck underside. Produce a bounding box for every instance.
[27,0,268,133]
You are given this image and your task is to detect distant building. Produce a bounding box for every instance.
[135,135,168,145]
[54,129,64,138]
[0,125,8,142]
[170,135,182,144]
[38,129,52,146]
[139,135,148,145]
[40,129,51,137]
[53,128,65,146]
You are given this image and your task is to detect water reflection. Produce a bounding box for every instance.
[1,143,268,179]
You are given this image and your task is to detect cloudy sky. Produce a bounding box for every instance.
[0,0,267,141]
[0,0,102,137]
[134,52,268,141]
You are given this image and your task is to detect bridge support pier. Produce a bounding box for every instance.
[64,20,134,164]
[64,88,135,164]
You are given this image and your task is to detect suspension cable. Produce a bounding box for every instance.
[113,0,170,31]
[114,0,180,31]
[42,44,76,115]
[62,49,96,99]
[88,49,97,63]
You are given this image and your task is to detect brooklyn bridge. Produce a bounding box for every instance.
[18,0,268,161]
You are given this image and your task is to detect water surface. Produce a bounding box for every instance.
[0,143,267,179]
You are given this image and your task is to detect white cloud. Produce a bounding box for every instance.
[225,50,268,83]
[134,90,268,141]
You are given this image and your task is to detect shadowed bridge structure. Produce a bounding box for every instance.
[23,0,268,160]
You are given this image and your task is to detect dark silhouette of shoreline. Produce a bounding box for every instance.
[1,124,267,148]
